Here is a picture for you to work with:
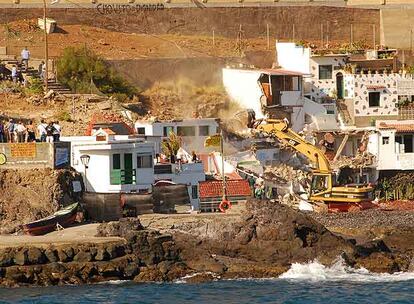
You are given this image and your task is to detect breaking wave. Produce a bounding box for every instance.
[279,257,414,282]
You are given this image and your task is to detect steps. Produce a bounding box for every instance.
[336,99,352,126]
[3,60,73,94]
[45,80,73,94]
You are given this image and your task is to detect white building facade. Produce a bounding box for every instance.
[222,66,336,132]
[135,118,219,153]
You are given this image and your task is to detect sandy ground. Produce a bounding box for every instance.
[139,210,241,231]
[1,22,271,60]
[0,224,123,248]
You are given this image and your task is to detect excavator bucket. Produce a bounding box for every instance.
[232,109,256,129]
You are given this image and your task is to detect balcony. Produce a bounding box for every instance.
[110,169,136,185]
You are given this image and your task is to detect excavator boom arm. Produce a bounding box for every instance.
[256,119,331,172]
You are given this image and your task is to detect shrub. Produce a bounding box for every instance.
[57,111,72,122]
[56,46,138,98]
[25,78,44,95]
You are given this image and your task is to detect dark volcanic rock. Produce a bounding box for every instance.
[177,200,356,273]
[96,218,144,237]
[1,199,413,287]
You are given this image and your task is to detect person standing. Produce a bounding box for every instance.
[37,119,47,142]
[0,120,5,143]
[6,119,15,143]
[45,122,55,143]
[254,174,265,199]
[38,61,45,79]
[26,120,36,142]
[11,65,18,83]
[16,121,26,143]
[52,121,61,142]
[21,47,30,72]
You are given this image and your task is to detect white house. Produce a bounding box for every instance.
[134,118,219,153]
[63,129,155,193]
[222,65,338,132]
[62,128,206,210]
[276,41,348,103]
[343,73,414,126]
[375,120,414,171]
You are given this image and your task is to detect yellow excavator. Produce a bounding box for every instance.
[246,116,374,211]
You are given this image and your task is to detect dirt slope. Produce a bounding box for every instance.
[0,168,82,234]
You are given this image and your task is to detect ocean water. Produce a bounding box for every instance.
[1,259,414,304]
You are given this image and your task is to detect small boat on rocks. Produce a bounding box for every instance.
[23,203,79,236]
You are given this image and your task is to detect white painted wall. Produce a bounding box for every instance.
[345,73,414,118]
[222,68,264,118]
[307,56,347,102]
[276,42,311,74]
[375,122,414,171]
[135,119,220,153]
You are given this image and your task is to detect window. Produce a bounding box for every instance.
[137,155,153,168]
[199,126,209,136]
[319,65,332,80]
[395,135,414,153]
[112,154,121,170]
[163,126,174,137]
[191,185,198,199]
[404,135,413,153]
[368,92,380,107]
[137,127,145,135]
[177,126,195,136]
[382,137,389,145]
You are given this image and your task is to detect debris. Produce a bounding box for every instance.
[44,89,55,99]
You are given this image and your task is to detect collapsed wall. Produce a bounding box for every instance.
[0,169,83,234]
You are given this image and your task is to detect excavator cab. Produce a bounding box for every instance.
[309,172,333,198]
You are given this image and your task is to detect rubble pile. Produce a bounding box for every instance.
[332,152,376,169]
[263,163,304,184]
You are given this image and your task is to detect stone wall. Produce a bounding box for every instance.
[0,142,70,170]
[0,6,379,42]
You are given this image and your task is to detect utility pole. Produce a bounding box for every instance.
[350,23,353,47]
[43,0,49,92]
[292,24,295,42]
[410,28,413,55]
[266,23,270,50]
[373,24,376,49]
[320,23,323,47]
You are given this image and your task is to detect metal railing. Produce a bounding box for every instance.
[110,169,136,185]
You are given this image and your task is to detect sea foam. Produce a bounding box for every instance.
[279,257,414,282]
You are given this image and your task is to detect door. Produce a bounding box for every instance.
[124,153,134,184]
[403,135,413,153]
[270,75,283,106]
[336,72,344,100]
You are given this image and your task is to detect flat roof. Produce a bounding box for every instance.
[224,67,305,76]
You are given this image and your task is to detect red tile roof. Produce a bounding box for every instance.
[199,179,252,199]
[366,85,386,90]
[102,128,116,135]
[379,122,414,133]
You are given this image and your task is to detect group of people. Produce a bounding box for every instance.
[0,119,61,143]
[10,47,46,83]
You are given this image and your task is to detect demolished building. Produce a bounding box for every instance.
[275,41,414,183]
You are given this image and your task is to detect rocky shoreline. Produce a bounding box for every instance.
[0,200,413,287]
